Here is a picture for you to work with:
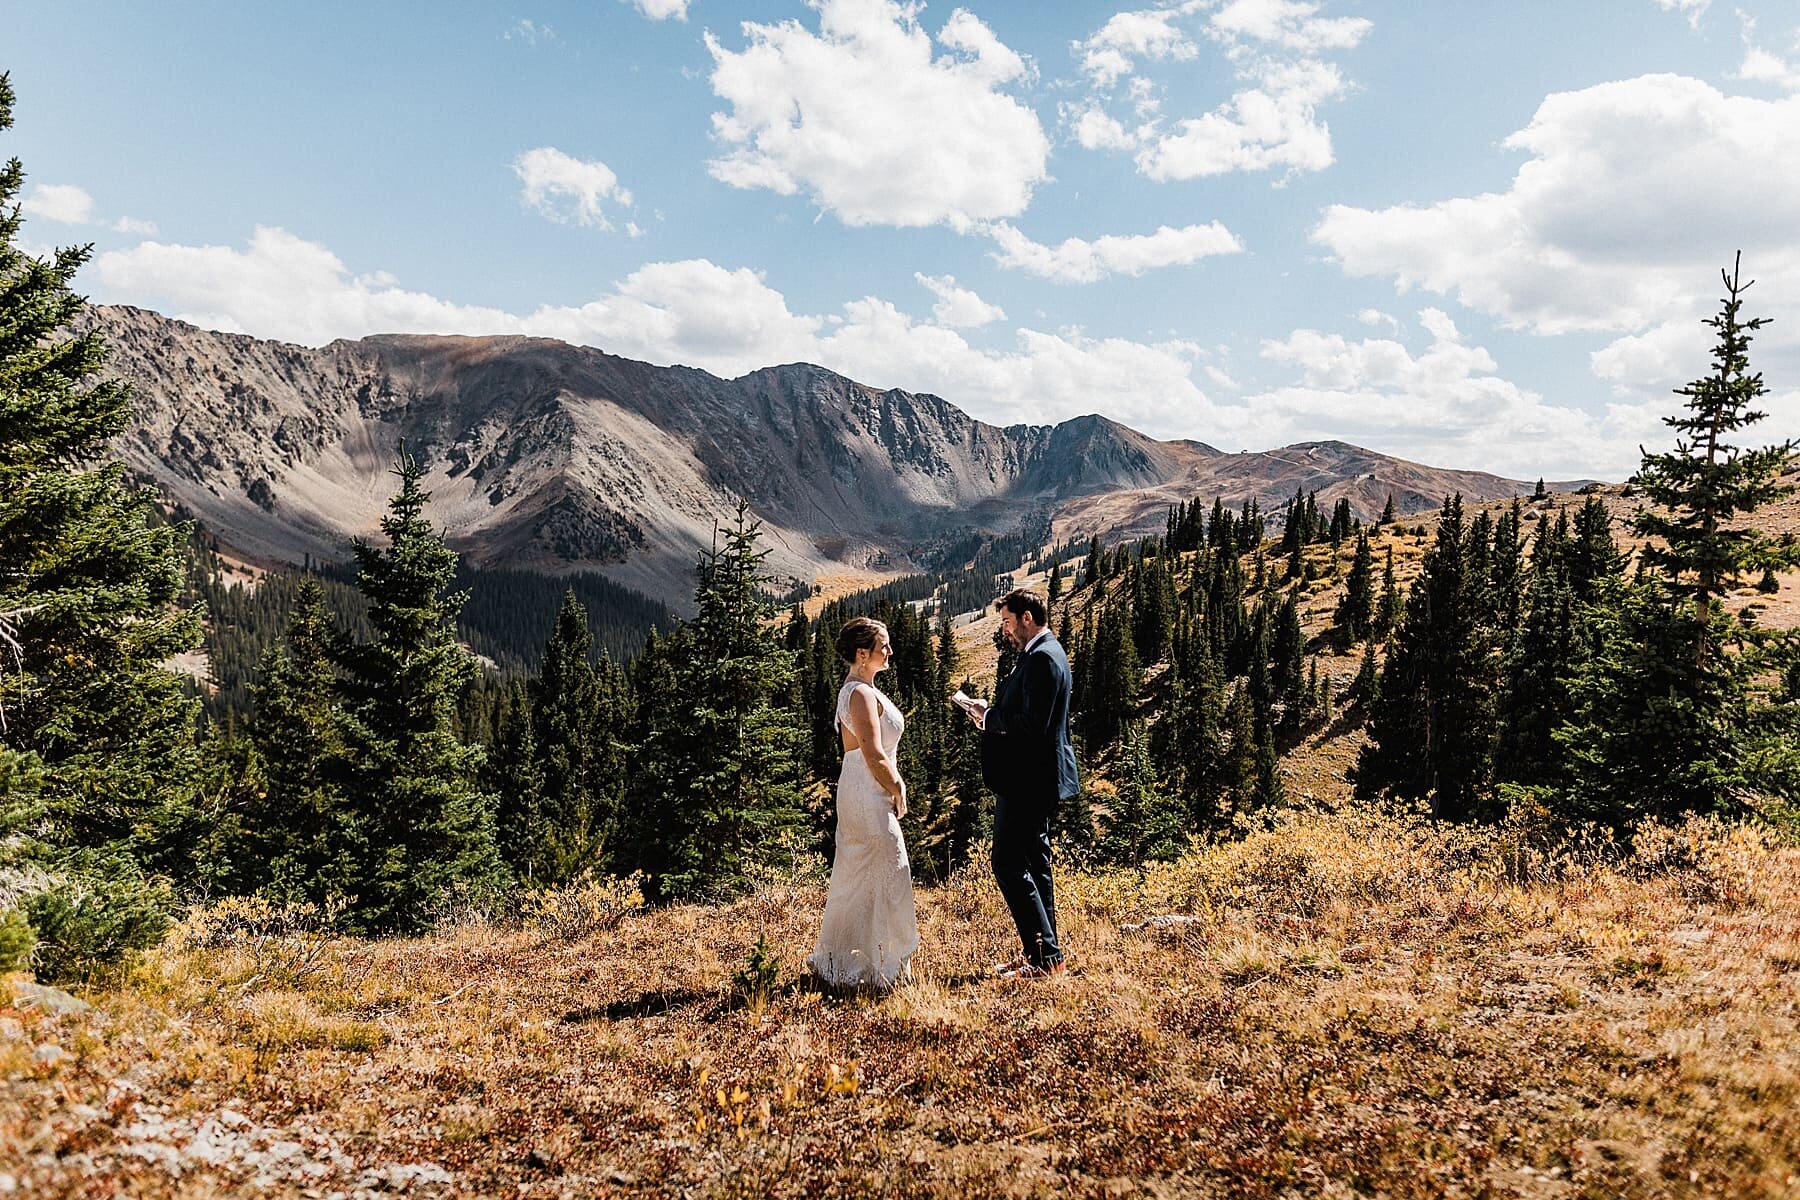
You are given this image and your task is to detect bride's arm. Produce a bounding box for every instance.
[846,687,905,808]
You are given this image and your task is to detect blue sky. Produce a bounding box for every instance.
[9,0,1800,479]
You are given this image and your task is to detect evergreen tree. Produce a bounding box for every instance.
[1355,496,1500,820]
[1085,603,1140,752]
[1376,546,1402,639]
[1099,721,1185,869]
[1380,493,1397,527]
[1335,531,1375,643]
[1568,496,1627,603]
[1495,563,1581,789]
[628,502,805,900]
[336,451,505,932]
[1560,259,1800,822]
[521,591,611,884]
[488,679,546,880]
[0,75,202,973]
[1348,638,1380,709]
[245,582,359,906]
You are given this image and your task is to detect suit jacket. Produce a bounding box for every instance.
[981,632,1080,802]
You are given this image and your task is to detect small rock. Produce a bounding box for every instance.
[32,1042,70,1067]
[0,1017,23,1040]
[1340,943,1375,963]
[12,980,93,1016]
[217,1108,253,1130]
[609,1169,639,1185]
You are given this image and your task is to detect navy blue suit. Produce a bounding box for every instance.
[981,631,1078,968]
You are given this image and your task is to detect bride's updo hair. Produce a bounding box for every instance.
[835,617,889,665]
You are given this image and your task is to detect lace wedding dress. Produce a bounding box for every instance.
[808,680,919,990]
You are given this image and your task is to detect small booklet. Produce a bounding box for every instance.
[951,689,982,715]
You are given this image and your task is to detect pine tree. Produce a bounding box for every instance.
[246,582,359,906]
[336,451,505,932]
[0,75,202,973]
[1380,493,1397,527]
[1376,546,1402,639]
[1100,721,1185,869]
[1085,603,1140,752]
[522,591,612,884]
[488,679,546,880]
[1568,496,1626,603]
[1348,638,1381,709]
[1355,496,1500,820]
[630,501,805,900]
[1335,531,1375,643]
[1495,562,1581,790]
[1560,259,1800,823]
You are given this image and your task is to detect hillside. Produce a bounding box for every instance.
[8,807,1800,1198]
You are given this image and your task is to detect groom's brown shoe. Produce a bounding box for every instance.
[1002,960,1067,980]
[991,955,1028,976]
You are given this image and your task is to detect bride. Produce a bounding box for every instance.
[807,617,919,991]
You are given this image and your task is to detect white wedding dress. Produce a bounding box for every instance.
[808,679,919,990]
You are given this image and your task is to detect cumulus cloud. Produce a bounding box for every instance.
[1071,0,1369,182]
[21,182,158,236]
[914,273,1006,327]
[1250,310,1658,478]
[1073,5,1202,89]
[1653,0,1710,30]
[1207,0,1372,54]
[1312,75,1800,337]
[22,183,96,225]
[1312,74,1800,459]
[1734,14,1800,91]
[705,0,1048,230]
[513,147,633,229]
[1136,58,1349,180]
[985,220,1244,283]
[87,226,1223,432]
[627,0,688,19]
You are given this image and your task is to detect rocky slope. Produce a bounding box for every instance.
[90,305,1573,607]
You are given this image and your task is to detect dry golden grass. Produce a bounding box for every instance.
[8,808,1800,1198]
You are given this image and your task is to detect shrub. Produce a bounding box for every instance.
[522,870,646,942]
[24,851,173,984]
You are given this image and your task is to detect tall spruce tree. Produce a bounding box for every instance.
[522,591,611,884]
[1355,496,1500,820]
[0,74,201,974]
[630,501,805,901]
[1559,259,1800,823]
[1335,530,1375,643]
[337,451,504,932]
[246,582,360,906]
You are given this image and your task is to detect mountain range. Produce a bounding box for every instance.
[89,305,1581,608]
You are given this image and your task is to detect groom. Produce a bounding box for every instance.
[965,587,1078,979]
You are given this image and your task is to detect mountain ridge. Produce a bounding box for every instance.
[87,305,1584,608]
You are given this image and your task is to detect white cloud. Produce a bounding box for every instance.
[1073,6,1201,89]
[22,182,157,236]
[22,183,97,225]
[1250,310,1655,478]
[1207,0,1372,54]
[704,0,1048,230]
[87,225,1231,435]
[914,273,1005,327]
[1312,74,1800,462]
[1733,14,1800,91]
[985,220,1244,283]
[1136,57,1348,179]
[513,147,633,229]
[1653,0,1710,30]
[504,18,558,44]
[1355,307,1399,331]
[1312,76,1800,339]
[629,0,689,19]
[1071,1,1369,182]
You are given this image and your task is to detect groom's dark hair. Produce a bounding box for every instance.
[997,588,1048,627]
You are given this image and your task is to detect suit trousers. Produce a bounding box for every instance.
[991,790,1062,968]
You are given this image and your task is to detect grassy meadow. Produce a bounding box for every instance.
[8,804,1800,1198]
